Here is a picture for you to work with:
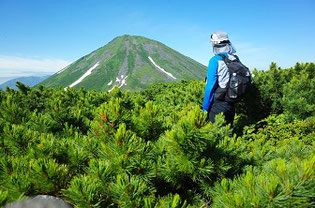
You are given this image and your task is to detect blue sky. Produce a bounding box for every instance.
[0,0,314,80]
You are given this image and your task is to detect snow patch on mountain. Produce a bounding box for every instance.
[148,56,176,80]
[108,75,128,92]
[67,62,99,89]
[119,76,128,88]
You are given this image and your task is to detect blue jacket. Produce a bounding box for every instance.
[202,52,236,111]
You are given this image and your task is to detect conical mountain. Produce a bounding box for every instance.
[40,35,207,91]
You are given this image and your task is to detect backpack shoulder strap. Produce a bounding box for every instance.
[218,54,241,62]
[234,55,240,62]
[218,54,230,63]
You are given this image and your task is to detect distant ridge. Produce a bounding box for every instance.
[40,35,207,91]
[0,75,50,90]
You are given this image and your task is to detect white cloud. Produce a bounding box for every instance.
[0,55,72,77]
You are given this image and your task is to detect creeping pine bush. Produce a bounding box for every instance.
[0,62,314,207]
[211,155,315,208]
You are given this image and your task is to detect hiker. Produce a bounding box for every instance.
[203,31,250,125]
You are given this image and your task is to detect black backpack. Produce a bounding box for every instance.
[214,54,251,102]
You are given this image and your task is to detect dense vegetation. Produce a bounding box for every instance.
[0,62,314,207]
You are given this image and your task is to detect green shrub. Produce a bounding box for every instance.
[211,155,315,208]
[0,62,314,207]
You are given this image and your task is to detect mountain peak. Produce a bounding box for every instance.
[40,35,206,91]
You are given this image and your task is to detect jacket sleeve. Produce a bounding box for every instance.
[202,57,218,111]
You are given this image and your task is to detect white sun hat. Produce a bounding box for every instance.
[210,31,230,45]
[210,31,236,55]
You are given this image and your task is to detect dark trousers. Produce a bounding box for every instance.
[208,100,235,126]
